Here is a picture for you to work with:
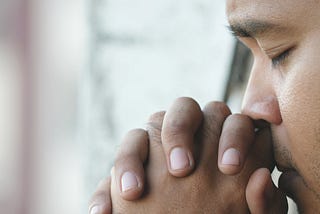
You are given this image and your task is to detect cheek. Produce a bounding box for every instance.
[279,64,320,193]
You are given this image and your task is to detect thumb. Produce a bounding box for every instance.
[246,168,288,214]
[279,171,319,213]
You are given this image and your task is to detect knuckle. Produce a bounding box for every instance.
[164,97,202,131]
[97,177,110,189]
[148,111,165,124]
[203,101,231,117]
[224,114,254,133]
[89,190,107,205]
[226,113,251,124]
[147,127,162,144]
[125,128,147,139]
[146,120,161,133]
[115,129,148,160]
[114,153,138,171]
[93,190,107,199]
[161,118,192,145]
[165,116,190,133]
[172,97,202,117]
[114,153,128,166]
[146,111,165,143]
[174,96,197,104]
[201,102,231,140]
[121,129,148,149]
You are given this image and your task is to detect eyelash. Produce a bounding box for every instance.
[271,48,292,68]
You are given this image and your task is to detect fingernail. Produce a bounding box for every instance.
[121,171,138,192]
[221,148,240,166]
[90,205,103,214]
[170,147,190,170]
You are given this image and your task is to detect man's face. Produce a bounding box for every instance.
[226,0,320,200]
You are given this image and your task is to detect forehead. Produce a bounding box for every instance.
[226,0,318,27]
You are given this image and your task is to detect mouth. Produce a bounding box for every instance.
[267,123,302,198]
[269,123,296,174]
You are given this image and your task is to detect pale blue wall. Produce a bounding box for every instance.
[83,0,235,208]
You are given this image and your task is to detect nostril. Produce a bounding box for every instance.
[253,121,270,133]
[241,95,282,125]
[253,119,270,130]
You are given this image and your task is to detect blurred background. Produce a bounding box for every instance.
[0,0,296,213]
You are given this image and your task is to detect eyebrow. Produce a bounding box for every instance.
[227,20,285,38]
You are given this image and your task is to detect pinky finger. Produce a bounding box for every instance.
[89,176,112,214]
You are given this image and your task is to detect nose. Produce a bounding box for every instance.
[241,62,282,125]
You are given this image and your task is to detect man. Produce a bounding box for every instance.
[89,0,320,213]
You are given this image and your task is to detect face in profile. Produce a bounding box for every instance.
[226,0,320,201]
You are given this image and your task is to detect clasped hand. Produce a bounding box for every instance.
[90,97,288,214]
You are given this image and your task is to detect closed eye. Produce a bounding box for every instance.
[271,48,292,68]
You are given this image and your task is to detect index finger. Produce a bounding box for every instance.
[161,97,203,177]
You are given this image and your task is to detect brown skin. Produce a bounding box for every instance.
[227,0,320,211]
[89,99,287,213]
[111,103,254,213]
[110,100,283,213]
[90,0,320,213]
